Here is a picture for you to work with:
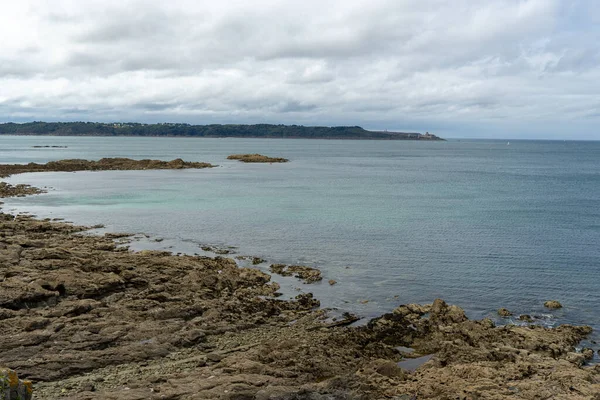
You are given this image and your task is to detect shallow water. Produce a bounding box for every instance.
[397,354,435,372]
[1,135,599,345]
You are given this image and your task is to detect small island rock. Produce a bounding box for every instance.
[544,300,563,309]
[227,154,289,163]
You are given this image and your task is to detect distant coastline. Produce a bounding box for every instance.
[0,122,444,141]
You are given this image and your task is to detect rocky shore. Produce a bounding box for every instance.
[1,162,599,399]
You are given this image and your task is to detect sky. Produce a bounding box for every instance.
[0,0,599,139]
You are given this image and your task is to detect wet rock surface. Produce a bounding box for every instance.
[0,182,45,198]
[497,308,512,317]
[269,264,323,284]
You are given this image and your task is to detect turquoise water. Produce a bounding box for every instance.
[1,135,599,343]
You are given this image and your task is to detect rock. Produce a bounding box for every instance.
[287,265,322,284]
[582,348,594,360]
[294,293,320,308]
[269,264,322,284]
[0,368,33,400]
[328,279,337,285]
[364,359,406,379]
[227,154,289,163]
[0,182,45,197]
[252,257,266,265]
[206,353,223,362]
[0,158,215,179]
[519,314,534,323]
[566,352,586,366]
[544,300,562,309]
[498,308,512,317]
[269,264,289,275]
[80,383,95,392]
[430,298,467,324]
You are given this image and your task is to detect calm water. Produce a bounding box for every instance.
[1,135,599,342]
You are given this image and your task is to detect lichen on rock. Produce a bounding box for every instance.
[0,368,33,400]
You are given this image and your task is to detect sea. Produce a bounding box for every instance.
[1,135,599,349]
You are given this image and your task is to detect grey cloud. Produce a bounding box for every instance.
[278,101,318,113]
[1,0,599,138]
[76,16,174,44]
[133,102,179,112]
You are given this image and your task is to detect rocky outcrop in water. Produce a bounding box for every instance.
[0,158,215,178]
[269,264,323,283]
[0,182,45,198]
[545,300,563,309]
[227,154,289,163]
[498,307,512,317]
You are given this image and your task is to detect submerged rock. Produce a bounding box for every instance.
[498,308,513,317]
[0,182,44,198]
[519,314,534,323]
[269,264,322,284]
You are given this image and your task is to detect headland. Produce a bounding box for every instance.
[0,122,444,141]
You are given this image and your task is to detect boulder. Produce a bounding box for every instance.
[565,352,586,366]
[0,368,33,400]
[582,348,594,360]
[544,300,562,309]
[519,314,534,323]
[430,299,467,324]
[498,308,512,317]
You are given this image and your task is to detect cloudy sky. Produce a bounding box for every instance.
[1,0,599,138]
